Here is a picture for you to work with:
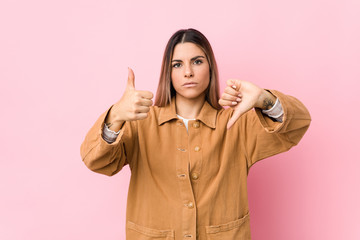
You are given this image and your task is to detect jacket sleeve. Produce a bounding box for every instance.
[80,106,137,176]
[240,90,311,171]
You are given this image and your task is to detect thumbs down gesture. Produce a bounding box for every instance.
[219,79,277,129]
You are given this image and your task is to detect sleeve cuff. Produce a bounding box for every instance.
[102,123,121,144]
[254,90,288,133]
[262,97,284,122]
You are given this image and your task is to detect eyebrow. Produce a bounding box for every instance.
[171,55,205,62]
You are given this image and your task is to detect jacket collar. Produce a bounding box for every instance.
[158,98,218,129]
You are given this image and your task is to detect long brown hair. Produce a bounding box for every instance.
[154,28,222,110]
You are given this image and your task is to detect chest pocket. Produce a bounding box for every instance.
[127,221,175,240]
[205,213,251,240]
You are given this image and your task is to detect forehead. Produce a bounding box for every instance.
[172,42,206,59]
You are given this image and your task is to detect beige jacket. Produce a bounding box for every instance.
[80,90,311,240]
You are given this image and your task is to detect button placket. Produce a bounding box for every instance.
[178,120,184,127]
[191,172,199,180]
[176,120,197,240]
[185,201,194,208]
[177,147,187,152]
[188,119,203,193]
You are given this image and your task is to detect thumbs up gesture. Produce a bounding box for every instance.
[107,68,154,124]
[219,79,276,129]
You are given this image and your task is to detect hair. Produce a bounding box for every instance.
[154,28,222,110]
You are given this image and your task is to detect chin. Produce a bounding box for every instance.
[177,91,206,101]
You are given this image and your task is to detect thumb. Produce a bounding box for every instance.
[227,110,242,129]
[127,67,135,89]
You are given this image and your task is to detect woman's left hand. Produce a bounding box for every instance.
[219,79,276,129]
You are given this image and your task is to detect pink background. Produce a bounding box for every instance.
[1,0,359,239]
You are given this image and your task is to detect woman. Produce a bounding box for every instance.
[80,29,311,240]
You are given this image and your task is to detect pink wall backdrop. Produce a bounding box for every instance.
[1,0,359,239]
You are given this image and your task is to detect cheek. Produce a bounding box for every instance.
[199,67,210,84]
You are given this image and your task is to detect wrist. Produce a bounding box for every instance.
[105,106,125,132]
[107,103,128,122]
[256,89,277,110]
[105,121,125,132]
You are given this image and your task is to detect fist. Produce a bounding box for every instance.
[110,68,154,122]
[219,79,263,129]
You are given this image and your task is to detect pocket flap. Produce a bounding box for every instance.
[127,221,175,238]
[205,212,250,234]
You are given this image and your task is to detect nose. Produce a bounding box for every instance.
[184,64,193,78]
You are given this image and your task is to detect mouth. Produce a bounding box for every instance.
[182,82,198,87]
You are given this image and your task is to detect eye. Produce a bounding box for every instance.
[172,63,181,68]
[194,59,203,65]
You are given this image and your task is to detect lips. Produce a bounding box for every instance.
[183,82,198,87]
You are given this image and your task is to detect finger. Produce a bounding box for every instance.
[139,98,153,107]
[136,90,154,99]
[221,92,241,102]
[134,105,150,114]
[226,79,241,91]
[227,111,242,129]
[219,99,239,107]
[127,67,135,90]
[224,86,242,97]
[135,112,148,120]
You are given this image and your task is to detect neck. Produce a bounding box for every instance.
[175,94,205,119]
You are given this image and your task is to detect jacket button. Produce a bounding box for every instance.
[191,172,199,180]
[187,202,194,208]
[193,122,199,128]
[194,146,200,152]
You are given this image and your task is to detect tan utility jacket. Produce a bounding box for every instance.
[80,90,311,240]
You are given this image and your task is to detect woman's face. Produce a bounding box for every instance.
[171,42,210,101]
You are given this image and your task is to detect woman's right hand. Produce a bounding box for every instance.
[105,68,154,129]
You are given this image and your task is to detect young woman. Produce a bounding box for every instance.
[80,28,311,240]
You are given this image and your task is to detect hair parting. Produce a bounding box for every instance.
[154,28,222,110]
